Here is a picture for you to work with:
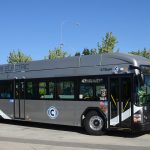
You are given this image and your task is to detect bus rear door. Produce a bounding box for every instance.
[14,79,25,119]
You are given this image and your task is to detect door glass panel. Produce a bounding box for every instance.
[122,78,131,112]
[15,81,20,99]
[110,78,119,126]
[20,81,25,99]
[15,81,25,99]
[121,77,131,127]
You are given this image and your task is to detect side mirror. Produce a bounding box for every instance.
[138,74,144,86]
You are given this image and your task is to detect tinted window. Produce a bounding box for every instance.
[79,78,107,101]
[57,81,74,99]
[27,82,33,96]
[26,80,55,100]
[39,81,54,99]
[0,81,13,99]
[48,82,54,99]
[26,81,33,99]
[39,82,47,98]
[80,84,94,100]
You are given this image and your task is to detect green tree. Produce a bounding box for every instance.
[82,48,91,55]
[98,32,118,53]
[90,48,97,55]
[129,48,150,59]
[75,52,81,56]
[82,48,97,55]
[7,50,32,64]
[45,47,67,60]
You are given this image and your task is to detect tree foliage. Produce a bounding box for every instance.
[90,48,97,55]
[82,48,91,55]
[98,32,118,53]
[45,47,67,60]
[82,48,97,55]
[75,52,81,56]
[75,32,117,56]
[128,48,150,59]
[7,50,32,64]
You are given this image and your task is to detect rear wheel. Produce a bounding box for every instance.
[84,111,105,135]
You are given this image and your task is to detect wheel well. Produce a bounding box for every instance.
[81,107,106,127]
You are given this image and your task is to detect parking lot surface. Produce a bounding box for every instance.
[0,120,150,150]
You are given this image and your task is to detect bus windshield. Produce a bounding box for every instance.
[138,65,150,106]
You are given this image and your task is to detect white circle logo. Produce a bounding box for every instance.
[47,106,59,119]
[112,66,119,74]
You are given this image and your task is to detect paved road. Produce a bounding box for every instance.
[0,120,150,150]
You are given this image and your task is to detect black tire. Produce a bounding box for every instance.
[84,111,105,135]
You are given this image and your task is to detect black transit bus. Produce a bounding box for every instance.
[0,52,150,135]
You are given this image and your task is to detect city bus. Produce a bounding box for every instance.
[0,52,150,135]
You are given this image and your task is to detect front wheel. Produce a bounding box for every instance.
[84,111,105,135]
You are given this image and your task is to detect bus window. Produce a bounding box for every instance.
[40,81,55,99]
[0,81,13,99]
[48,82,54,99]
[96,85,107,100]
[79,78,106,100]
[57,81,74,100]
[26,82,33,99]
[80,84,94,100]
[39,82,47,99]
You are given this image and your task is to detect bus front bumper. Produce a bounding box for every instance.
[133,122,150,132]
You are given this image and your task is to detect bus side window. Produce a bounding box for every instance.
[38,81,54,99]
[0,81,13,99]
[39,82,47,99]
[26,82,33,99]
[79,84,94,100]
[96,85,107,100]
[57,81,74,100]
[48,82,54,99]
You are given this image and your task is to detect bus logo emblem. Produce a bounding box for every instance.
[112,66,119,74]
[47,106,59,119]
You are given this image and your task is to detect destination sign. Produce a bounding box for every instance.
[81,78,103,83]
[0,63,29,73]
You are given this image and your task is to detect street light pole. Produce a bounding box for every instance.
[60,21,65,48]
[60,21,79,49]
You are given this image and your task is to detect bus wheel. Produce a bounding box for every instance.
[84,111,105,135]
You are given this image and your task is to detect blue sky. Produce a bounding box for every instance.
[0,0,150,64]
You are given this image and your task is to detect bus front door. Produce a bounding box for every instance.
[109,76,132,128]
[14,80,25,119]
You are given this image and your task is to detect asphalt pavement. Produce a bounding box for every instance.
[0,120,150,150]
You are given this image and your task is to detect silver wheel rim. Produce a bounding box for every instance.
[89,116,103,131]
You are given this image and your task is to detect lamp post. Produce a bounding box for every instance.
[60,21,79,49]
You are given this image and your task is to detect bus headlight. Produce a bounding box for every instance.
[133,114,142,123]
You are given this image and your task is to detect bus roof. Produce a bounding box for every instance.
[0,53,149,80]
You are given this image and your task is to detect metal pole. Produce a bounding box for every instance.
[60,21,80,49]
